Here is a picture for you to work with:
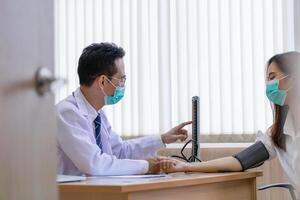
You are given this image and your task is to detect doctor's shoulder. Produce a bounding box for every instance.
[55,95,81,119]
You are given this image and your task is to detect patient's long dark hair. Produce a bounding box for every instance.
[266,52,300,150]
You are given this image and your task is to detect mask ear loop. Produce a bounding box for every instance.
[276,74,293,92]
[277,74,289,81]
[99,76,119,97]
[105,76,118,88]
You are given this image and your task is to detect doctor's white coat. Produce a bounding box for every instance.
[56,88,165,176]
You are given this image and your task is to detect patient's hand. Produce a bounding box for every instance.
[158,158,190,173]
[146,157,190,174]
[146,156,168,174]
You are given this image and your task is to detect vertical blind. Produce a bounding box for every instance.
[54,0,295,138]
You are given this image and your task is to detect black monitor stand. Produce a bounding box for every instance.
[191,96,200,162]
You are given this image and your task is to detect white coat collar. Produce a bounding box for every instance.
[73,87,100,122]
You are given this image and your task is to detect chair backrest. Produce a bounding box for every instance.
[258,183,297,200]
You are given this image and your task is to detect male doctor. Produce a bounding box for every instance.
[56,43,191,176]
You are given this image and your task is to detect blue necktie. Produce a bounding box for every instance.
[94,114,102,150]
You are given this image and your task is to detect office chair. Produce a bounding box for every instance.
[258,183,298,200]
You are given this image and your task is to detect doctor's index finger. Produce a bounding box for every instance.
[175,121,192,129]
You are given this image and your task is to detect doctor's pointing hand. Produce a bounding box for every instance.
[161,121,192,144]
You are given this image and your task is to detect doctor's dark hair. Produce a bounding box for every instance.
[77,43,125,86]
[266,51,300,150]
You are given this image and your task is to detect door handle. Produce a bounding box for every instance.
[34,67,67,96]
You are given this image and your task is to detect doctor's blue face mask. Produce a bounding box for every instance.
[101,76,125,105]
[266,75,290,106]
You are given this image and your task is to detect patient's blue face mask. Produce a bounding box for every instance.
[102,77,125,105]
[266,75,289,106]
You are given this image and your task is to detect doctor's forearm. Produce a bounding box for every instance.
[186,157,243,172]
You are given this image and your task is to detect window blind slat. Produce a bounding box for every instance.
[55,0,294,139]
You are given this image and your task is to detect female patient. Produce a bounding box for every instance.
[160,52,300,192]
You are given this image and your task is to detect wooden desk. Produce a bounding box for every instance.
[59,171,262,200]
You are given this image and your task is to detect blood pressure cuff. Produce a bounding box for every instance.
[233,141,270,171]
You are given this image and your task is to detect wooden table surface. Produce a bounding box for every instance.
[59,171,262,200]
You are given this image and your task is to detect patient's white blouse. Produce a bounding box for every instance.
[257,111,300,194]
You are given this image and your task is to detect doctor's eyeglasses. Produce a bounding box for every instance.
[108,76,126,87]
